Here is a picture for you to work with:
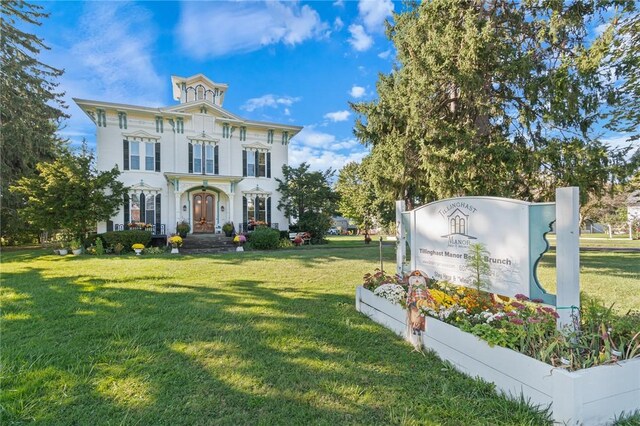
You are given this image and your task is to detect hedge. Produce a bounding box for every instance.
[247,227,280,250]
[100,230,152,252]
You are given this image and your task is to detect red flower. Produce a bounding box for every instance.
[510,318,524,325]
[514,294,529,301]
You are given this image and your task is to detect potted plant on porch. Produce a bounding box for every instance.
[222,222,234,237]
[176,221,190,238]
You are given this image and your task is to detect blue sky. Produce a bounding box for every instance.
[34,0,402,172]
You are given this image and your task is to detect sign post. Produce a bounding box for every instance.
[396,200,406,276]
[555,187,580,331]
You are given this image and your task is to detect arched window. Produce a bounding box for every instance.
[196,85,204,100]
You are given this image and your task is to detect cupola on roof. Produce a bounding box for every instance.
[171,74,229,107]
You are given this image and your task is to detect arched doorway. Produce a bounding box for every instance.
[193,192,215,233]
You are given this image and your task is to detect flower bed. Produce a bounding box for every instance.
[356,286,640,425]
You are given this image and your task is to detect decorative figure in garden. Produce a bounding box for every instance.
[406,270,430,347]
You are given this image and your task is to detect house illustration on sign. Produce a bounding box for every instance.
[441,208,477,239]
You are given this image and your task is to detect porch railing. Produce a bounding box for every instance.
[114,223,166,235]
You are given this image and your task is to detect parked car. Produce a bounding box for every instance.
[327,227,339,235]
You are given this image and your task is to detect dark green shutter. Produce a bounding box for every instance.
[201,144,206,174]
[140,193,146,223]
[254,151,259,177]
[123,140,129,170]
[242,150,247,177]
[267,152,271,178]
[155,142,161,172]
[188,143,193,173]
[155,194,161,229]
[123,194,130,225]
[267,197,271,224]
[214,145,219,175]
[242,196,247,223]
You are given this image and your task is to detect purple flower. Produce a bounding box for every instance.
[506,311,517,317]
[527,317,542,324]
[510,302,526,310]
[514,294,530,301]
[531,298,544,304]
[510,318,524,325]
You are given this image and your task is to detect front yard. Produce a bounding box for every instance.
[1,246,638,424]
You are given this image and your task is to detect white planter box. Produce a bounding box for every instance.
[356,286,640,425]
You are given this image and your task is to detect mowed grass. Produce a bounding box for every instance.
[536,251,640,313]
[2,247,550,425]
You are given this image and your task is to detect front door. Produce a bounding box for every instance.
[193,193,215,233]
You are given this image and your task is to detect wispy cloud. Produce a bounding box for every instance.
[241,94,301,112]
[358,0,394,33]
[47,1,163,146]
[348,24,373,52]
[70,2,163,104]
[349,85,366,98]
[378,49,392,59]
[334,17,344,31]
[324,110,351,122]
[177,2,328,58]
[290,126,367,170]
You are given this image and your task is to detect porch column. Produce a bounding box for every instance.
[175,191,184,232]
[229,192,235,232]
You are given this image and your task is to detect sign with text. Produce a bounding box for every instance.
[405,197,544,299]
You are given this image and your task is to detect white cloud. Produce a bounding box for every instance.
[241,94,301,112]
[290,126,367,170]
[289,143,367,171]
[358,0,394,33]
[177,2,328,58]
[378,49,392,59]
[349,85,366,98]
[45,2,163,147]
[334,17,344,31]
[333,0,345,7]
[295,126,336,148]
[70,2,163,105]
[284,108,291,116]
[324,110,351,122]
[348,24,373,52]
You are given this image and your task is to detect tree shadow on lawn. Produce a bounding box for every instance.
[1,268,550,425]
[538,252,640,281]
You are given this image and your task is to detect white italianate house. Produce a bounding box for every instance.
[74,74,302,237]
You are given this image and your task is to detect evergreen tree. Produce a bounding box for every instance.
[1,1,67,243]
[352,1,639,207]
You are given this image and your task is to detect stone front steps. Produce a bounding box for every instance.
[180,234,235,254]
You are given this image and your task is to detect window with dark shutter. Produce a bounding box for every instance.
[242,150,247,177]
[155,142,161,172]
[155,194,161,231]
[267,197,271,224]
[140,193,146,222]
[214,145,219,175]
[123,194,130,225]
[123,140,129,170]
[188,143,193,174]
[243,196,248,224]
[254,151,259,176]
[266,152,271,178]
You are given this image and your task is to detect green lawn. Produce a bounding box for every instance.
[1,246,638,425]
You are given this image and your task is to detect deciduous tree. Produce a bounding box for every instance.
[10,144,127,240]
[276,163,338,242]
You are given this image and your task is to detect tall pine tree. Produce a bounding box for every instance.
[1,1,67,243]
[353,1,639,209]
